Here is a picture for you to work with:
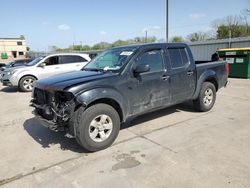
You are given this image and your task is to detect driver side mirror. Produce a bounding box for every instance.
[134,64,150,75]
[38,62,46,68]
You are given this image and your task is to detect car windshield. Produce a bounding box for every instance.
[5,61,14,67]
[26,56,45,66]
[84,46,138,72]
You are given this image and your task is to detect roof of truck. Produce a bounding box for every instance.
[111,42,188,50]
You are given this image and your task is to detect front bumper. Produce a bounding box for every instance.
[0,73,18,86]
[32,109,64,131]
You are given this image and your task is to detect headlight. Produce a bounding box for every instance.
[7,70,18,75]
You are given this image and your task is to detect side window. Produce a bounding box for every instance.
[168,48,189,69]
[59,55,87,64]
[76,56,88,62]
[180,49,189,66]
[137,49,164,72]
[44,56,59,66]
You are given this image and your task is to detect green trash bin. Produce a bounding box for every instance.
[1,53,8,59]
[218,47,250,78]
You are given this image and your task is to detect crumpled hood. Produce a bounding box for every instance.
[34,71,115,92]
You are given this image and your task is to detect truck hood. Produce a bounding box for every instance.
[34,70,115,92]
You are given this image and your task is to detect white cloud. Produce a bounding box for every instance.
[58,24,70,31]
[99,31,107,35]
[189,13,207,20]
[153,26,161,30]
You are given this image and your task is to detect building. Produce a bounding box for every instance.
[0,35,28,60]
[189,37,250,61]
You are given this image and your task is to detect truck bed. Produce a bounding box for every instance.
[195,61,228,91]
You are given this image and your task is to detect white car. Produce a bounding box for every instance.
[0,53,91,92]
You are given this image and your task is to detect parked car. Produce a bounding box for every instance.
[0,63,6,68]
[31,43,229,152]
[0,53,91,92]
[0,59,33,71]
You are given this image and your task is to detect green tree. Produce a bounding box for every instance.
[187,32,209,42]
[170,36,184,43]
[214,14,250,39]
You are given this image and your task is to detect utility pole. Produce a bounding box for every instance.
[145,30,148,43]
[166,0,169,42]
[229,30,232,48]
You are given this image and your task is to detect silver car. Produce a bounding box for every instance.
[0,53,91,92]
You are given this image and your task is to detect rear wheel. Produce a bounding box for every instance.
[19,76,36,92]
[75,103,120,152]
[193,82,216,112]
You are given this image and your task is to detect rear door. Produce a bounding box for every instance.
[59,55,88,72]
[166,47,196,104]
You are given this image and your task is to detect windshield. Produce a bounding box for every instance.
[84,46,138,72]
[26,56,45,66]
[5,61,14,67]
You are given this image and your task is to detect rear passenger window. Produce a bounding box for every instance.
[76,56,88,62]
[59,55,87,64]
[168,48,189,68]
[180,49,189,65]
[137,50,163,72]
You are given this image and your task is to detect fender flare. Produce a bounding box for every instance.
[76,87,129,122]
[192,70,218,100]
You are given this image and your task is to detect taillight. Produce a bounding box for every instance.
[226,63,230,75]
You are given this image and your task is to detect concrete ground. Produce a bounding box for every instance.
[0,78,250,188]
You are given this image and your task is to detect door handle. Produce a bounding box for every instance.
[187,71,194,76]
[162,75,170,81]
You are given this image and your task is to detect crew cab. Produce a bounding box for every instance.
[1,53,91,92]
[31,43,228,152]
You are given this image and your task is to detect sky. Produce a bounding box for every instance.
[0,0,249,51]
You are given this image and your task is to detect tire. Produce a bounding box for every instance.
[19,76,36,92]
[193,82,216,112]
[75,103,120,152]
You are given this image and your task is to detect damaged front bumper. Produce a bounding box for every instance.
[30,89,77,132]
[32,109,61,131]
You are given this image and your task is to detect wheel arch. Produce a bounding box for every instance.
[86,98,123,122]
[75,88,129,122]
[193,70,218,100]
[18,74,38,86]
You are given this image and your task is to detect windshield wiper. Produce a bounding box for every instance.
[82,68,104,72]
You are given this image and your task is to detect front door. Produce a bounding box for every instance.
[36,55,60,79]
[128,48,171,115]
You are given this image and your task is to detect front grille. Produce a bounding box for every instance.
[33,88,55,120]
[34,88,47,105]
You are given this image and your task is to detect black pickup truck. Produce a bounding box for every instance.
[31,43,228,151]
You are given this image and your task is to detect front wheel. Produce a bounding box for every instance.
[75,103,120,152]
[193,82,216,112]
[19,76,36,92]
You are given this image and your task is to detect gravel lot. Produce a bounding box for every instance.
[0,78,250,188]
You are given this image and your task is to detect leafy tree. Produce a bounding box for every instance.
[92,42,111,50]
[111,40,130,47]
[186,32,209,42]
[214,14,250,39]
[170,36,184,43]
